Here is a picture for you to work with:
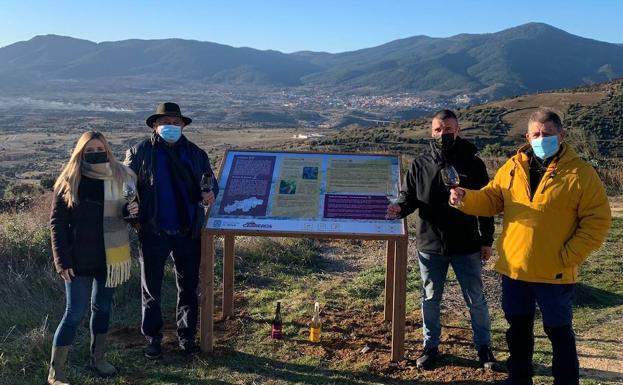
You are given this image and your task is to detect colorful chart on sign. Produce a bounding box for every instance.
[207,150,404,236]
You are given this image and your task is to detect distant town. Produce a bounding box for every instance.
[0,85,479,130]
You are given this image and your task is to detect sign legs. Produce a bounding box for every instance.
[199,233,408,362]
[391,238,407,362]
[384,239,396,321]
[200,232,215,352]
[222,235,235,319]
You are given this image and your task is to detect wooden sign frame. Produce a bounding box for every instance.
[199,149,409,362]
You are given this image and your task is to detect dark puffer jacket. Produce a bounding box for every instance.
[398,137,494,256]
[50,176,107,275]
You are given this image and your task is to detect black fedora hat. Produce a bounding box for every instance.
[145,102,192,128]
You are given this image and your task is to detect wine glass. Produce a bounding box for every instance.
[200,172,214,208]
[386,181,401,204]
[200,172,214,192]
[385,181,402,220]
[441,165,464,207]
[440,165,461,189]
[122,181,137,219]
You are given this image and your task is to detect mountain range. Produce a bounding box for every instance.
[1,23,622,98]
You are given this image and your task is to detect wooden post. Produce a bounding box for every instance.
[391,238,408,362]
[199,232,214,352]
[222,235,235,319]
[384,239,396,321]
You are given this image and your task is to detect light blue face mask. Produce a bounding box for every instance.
[531,135,559,160]
[158,125,182,143]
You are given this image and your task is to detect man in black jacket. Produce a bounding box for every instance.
[125,102,219,359]
[387,109,496,369]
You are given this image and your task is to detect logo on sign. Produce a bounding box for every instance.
[243,222,273,229]
[223,221,238,228]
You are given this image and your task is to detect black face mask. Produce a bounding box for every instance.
[84,151,108,164]
[434,133,456,149]
[441,133,455,149]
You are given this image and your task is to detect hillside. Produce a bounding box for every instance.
[0,35,321,88]
[301,23,623,97]
[1,23,622,98]
[1,79,622,202]
[304,78,623,158]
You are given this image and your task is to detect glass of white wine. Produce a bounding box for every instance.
[386,181,401,204]
[122,181,137,219]
[385,181,403,220]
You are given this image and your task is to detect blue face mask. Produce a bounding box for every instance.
[158,124,182,143]
[531,135,559,160]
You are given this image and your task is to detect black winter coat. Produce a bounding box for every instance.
[124,134,219,239]
[50,177,107,275]
[398,137,494,256]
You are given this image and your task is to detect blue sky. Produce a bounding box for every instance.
[1,0,621,52]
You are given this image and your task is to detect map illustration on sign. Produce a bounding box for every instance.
[217,154,275,217]
[223,197,264,214]
[207,150,404,236]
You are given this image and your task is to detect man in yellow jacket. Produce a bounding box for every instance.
[450,109,611,385]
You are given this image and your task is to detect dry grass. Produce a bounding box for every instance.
[597,165,623,196]
[0,127,332,189]
[1,202,622,384]
[485,91,608,137]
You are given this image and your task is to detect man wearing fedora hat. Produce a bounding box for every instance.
[125,102,219,358]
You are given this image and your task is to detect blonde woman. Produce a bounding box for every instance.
[48,131,138,385]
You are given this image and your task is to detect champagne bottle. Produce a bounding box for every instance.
[309,302,321,343]
[271,301,282,339]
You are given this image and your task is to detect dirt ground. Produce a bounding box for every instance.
[108,237,508,384]
[109,307,506,384]
[105,211,623,384]
[610,197,623,218]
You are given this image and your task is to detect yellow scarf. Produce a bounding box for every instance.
[82,162,132,287]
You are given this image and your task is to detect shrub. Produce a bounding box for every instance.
[39,175,56,191]
[0,198,51,266]
[3,183,43,199]
[596,160,623,196]
[480,143,506,157]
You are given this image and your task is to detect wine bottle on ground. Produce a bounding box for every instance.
[309,302,321,343]
[271,301,282,339]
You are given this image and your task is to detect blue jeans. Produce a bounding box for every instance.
[501,275,578,384]
[417,250,491,348]
[52,272,114,347]
[501,275,574,327]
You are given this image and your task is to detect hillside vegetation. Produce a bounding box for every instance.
[305,78,623,160]
[2,23,622,97]
[299,78,623,195]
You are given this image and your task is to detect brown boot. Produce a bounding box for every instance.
[47,346,71,385]
[88,334,117,377]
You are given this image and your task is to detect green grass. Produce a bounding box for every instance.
[1,211,622,385]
